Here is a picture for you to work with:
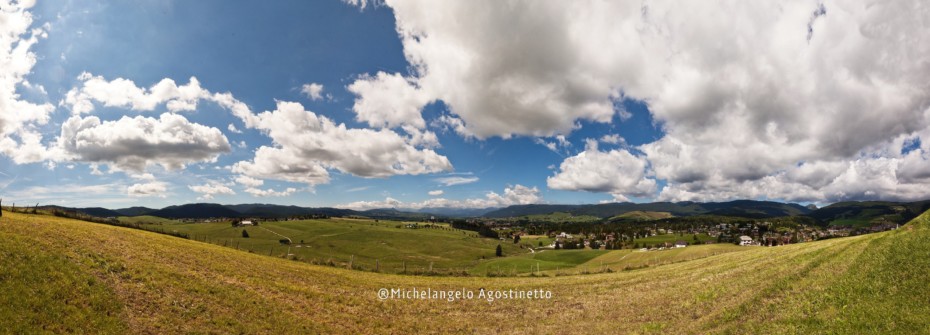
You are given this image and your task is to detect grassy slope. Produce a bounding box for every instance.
[117,215,180,225]
[1,210,929,334]
[470,249,610,275]
[524,211,601,222]
[609,210,674,221]
[635,233,717,245]
[134,218,525,273]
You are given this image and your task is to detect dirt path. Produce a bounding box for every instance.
[258,226,291,243]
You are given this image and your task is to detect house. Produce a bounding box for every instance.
[674,240,688,248]
[240,220,253,226]
[739,235,753,246]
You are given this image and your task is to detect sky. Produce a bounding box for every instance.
[0,0,928,210]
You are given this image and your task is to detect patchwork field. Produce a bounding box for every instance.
[2,210,929,334]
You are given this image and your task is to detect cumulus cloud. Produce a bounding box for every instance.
[300,83,326,101]
[428,190,443,196]
[188,182,235,200]
[62,73,210,114]
[547,141,656,200]
[234,175,264,187]
[351,0,930,202]
[599,134,626,146]
[55,113,231,172]
[339,184,541,210]
[0,0,55,163]
[127,181,167,197]
[347,72,431,129]
[231,101,452,186]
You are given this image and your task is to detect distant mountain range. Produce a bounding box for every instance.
[33,199,930,227]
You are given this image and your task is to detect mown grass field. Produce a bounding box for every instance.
[470,249,609,275]
[2,210,929,334]
[130,218,525,273]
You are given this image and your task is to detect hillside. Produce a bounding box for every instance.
[609,210,674,221]
[149,203,242,219]
[114,206,156,217]
[2,210,928,333]
[807,200,930,227]
[484,200,812,219]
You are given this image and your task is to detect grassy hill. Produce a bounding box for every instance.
[129,218,525,273]
[2,209,929,333]
[484,200,812,219]
[523,211,601,223]
[609,210,674,221]
[807,200,930,227]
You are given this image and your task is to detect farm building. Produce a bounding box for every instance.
[739,235,754,246]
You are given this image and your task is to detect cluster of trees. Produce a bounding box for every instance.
[449,220,499,238]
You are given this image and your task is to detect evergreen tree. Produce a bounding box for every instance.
[242,230,250,238]
[495,244,503,257]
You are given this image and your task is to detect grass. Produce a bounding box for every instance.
[634,233,717,246]
[117,215,180,225]
[2,209,929,333]
[609,210,674,221]
[524,212,601,222]
[579,244,747,272]
[470,249,609,275]
[133,218,525,273]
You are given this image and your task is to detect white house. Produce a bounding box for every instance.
[674,240,688,248]
[240,220,253,226]
[739,235,753,246]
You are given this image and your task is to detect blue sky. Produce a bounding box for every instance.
[1,0,929,209]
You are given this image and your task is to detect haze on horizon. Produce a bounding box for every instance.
[1,0,928,210]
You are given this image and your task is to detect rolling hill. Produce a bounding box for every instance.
[2,208,928,333]
[148,203,242,219]
[113,206,156,216]
[807,200,930,227]
[484,200,812,219]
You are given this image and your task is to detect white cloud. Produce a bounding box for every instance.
[363,0,930,203]
[227,123,242,134]
[244,187,297,197]
[535,135,571,154]
[234,175,264,187]
[339,184,541,210]
[431,115,475,139]
[548,141,656,200]
[231,101,452,186]
[434,175,479,186]
[55,113,231,172]
[62,73,210,114]
[0,0,55,163]
[300,83,326,101]
[599,134,626,146]
[428,190,443,196]
[188,182,235,200]
[347,72,431,129]
[127,181,167,198]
